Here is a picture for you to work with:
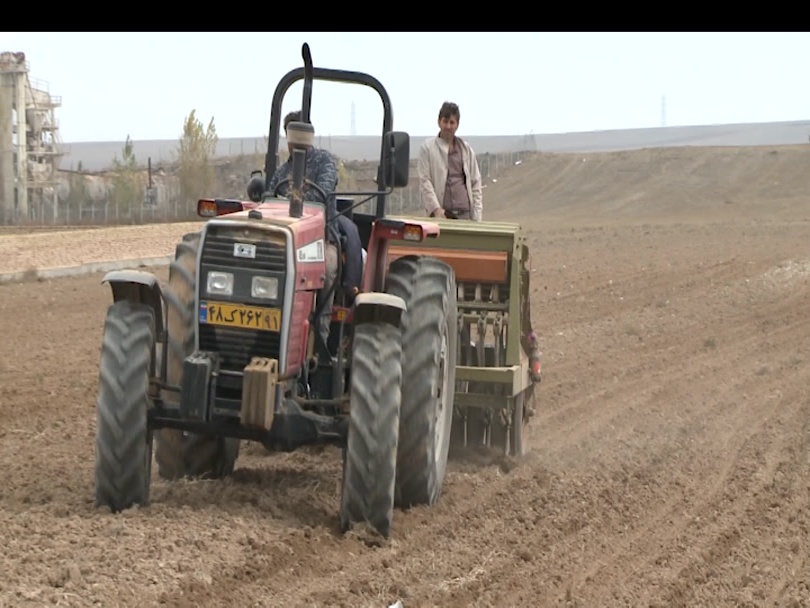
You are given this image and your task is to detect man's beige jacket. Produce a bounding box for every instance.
[417,135,483,221]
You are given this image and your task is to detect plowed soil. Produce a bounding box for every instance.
[2,144,810,607]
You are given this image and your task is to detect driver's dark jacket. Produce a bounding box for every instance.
[267,147,362,295]
[335,213,363,302]
[267,146,339,228]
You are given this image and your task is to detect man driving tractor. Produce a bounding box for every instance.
[255,110,364,351]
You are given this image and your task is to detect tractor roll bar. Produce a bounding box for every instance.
[264,66,394,218]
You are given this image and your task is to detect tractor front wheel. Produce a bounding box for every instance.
[339,321,402,538]
[94,300,156,512]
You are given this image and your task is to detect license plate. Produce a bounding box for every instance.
[199,300,281,332]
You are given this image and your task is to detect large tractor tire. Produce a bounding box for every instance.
[154,231,240,480]
[340,321,402,538]
[94,300,156,512]
[384,255,458,508]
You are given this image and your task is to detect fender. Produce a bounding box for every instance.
[101,270,165,342]
[352,292,406,329]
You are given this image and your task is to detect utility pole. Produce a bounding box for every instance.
[351,101,356,136]
[661,95,667,127]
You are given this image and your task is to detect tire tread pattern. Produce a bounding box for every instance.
[340,322,402,537]
[385,255,458,508]
[94,300,155,511]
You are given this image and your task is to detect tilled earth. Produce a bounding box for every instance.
[2,145,810,607]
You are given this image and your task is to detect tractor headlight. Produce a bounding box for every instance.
[206,271,234,296]
[251,275,279,300]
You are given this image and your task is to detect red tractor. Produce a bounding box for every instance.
[93,43,458,538]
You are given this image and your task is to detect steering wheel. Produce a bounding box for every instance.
[273,177,328,204]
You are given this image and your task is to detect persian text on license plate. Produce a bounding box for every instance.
[199,301,281,332]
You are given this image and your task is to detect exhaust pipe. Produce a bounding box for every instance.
[287,122,314,218]
[288,42,315,219]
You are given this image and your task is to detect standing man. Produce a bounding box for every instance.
[418,102,483,221]
[418,102,541,383]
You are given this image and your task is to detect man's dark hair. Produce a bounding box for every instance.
[438,102,459,121]
[283,110,301,130]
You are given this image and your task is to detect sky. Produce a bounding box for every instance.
[2,31,809,143]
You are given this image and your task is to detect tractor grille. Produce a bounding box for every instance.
[198,224,288,371]
[200,228,287,272]
[198,325,281,371]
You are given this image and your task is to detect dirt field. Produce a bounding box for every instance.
[2,144,810,607]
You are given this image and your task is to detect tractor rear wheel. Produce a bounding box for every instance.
[339,321,402,538]
[384,255,458,508]
[94,300,155,512]
[155,231,240,480]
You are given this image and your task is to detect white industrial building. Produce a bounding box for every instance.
[0,51,64,224]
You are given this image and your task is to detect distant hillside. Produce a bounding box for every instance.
[484,144,810,226]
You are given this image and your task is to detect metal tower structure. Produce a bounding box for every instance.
[524,129,537,152]
[350,101,356,136]
[0,51,64,224]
